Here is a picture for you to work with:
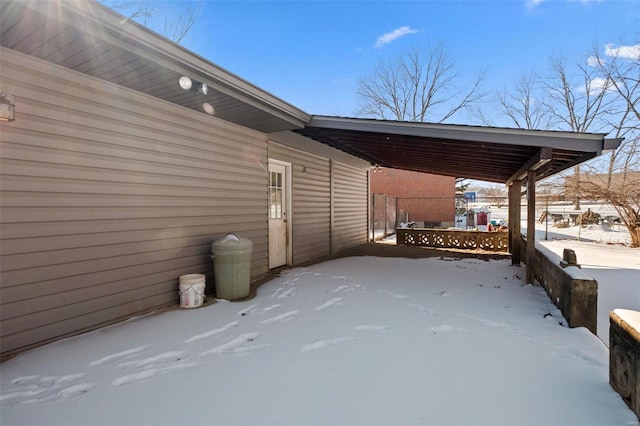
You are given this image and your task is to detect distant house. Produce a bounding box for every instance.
[564,171,640,195]
[370,167,455,227]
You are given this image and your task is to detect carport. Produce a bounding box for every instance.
[295,115,622,283]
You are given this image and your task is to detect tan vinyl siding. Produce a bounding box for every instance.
[267,142,331,265]
[0,48,269,357]
[333,161,369,252]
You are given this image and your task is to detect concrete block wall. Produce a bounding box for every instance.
[610,309,640,421]
[521,240,598,334]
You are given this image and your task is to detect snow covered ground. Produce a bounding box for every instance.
[1,255,636,425]
[1,201,637,425]
[486,203,640,345]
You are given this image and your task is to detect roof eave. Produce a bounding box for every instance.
[308,115,609,153]
[52,0,311,130]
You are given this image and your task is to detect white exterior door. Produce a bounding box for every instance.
[268,162,289,268]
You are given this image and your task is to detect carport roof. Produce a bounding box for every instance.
[296,116,620,183]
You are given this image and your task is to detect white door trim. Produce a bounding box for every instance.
[268,159,292,267]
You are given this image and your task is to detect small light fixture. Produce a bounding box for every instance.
[199,83,208,95]
[0,92,16,122]
[202,103,215,115]
[178,76,192,90]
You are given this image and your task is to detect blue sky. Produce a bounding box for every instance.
[145,0,638,123]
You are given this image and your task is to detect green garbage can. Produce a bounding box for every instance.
[211,233,253,300]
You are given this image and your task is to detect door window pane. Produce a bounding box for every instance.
[268,171,284,219]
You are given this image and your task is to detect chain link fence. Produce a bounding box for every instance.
[371,194,397,241]
[371,194,457,241]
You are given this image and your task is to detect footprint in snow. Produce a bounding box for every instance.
[330,284,366,293]
[199,332,265,356]
[260,310,299,324]
[261,304,282,312]
[554,346,604,367]
[355,325,392,332]
[108,350,202,386]
[1,373,95,406]
[314,298,343,311]
[330,284,353,293]
[117,351,189,369]
[50,383,97,399]
[455,313,520,334]
[271,287,296,299]
[300,337,355,353]
[238,304,282,317]
[429,324,468,334]
[237,304,260,316]
[18,383,98,405]
[184,321,239,343]
[89,345,153,367]
[407,303,436,317]
[10,373,86,387]
[377,289,410,300]
[111,362,201,386]
[332,275,354,282]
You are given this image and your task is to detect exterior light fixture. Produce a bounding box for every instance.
[202,103,215,115]
[178,76,192,90]
[179,77,214,115]
[0,92,16,122]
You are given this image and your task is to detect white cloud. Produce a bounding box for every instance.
[526,0,545,9]
[374,26,420,49]
[587,56,604,67]
[577,77,614,95]
[605,43,640,60]
[588,77,612,92]
[527,0,602,10]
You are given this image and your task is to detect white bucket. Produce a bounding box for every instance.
[179,274,206,308]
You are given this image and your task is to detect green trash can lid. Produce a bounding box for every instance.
[211,233,253,253]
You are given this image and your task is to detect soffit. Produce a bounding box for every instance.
[0,0,309,133]
[296,117,609,183]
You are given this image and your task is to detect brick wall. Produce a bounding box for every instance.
[370,168,455,223]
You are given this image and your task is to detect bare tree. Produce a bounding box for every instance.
[542,54,613,132]
[484,184,507,208]
[578,171,640,246]
[592,43,640,122]
[485,41,639,245]
[356,43,486,123]
[100,0,200,45]
[160,6,200,44]
[588,42,640,183]
[496,72,551,130]
[455,177,470,193]
[541,54,616,209]
[574,41,640,246]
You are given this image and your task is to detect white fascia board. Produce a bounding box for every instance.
[308,116,609,153]
[56,1,310,128]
